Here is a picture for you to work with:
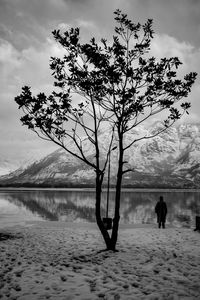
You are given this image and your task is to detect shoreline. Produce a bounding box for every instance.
[0,218,195,232]
[0,220,181,230]
[1,187,200,192]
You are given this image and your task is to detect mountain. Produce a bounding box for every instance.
[0,159,19,176]
[1,122,200,188]
[0,148,56,176]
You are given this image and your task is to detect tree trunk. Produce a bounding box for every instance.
[110,132,124,251]
[95,123,124,251]
[110,159,123,250]
[95,171,112,249]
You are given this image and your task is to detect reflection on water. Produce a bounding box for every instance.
[0,189,200,228]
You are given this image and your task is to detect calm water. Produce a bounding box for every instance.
[0,189,200,228]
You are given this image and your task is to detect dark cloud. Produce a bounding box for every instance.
[0,23,12,39]
[126,0,200,47]
[1,0,199,48]
[63,0,91,4]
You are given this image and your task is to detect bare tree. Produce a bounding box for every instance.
[15,10,197,250]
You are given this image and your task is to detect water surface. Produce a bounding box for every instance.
[0,189,200,228]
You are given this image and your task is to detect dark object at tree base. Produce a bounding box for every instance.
[194,216,200,231]
[103,218,113,230]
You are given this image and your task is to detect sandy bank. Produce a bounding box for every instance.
[0,221,200,299]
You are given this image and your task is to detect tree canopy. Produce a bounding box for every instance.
[15,10,197,166]
[15,10,197,250]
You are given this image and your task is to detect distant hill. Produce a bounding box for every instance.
[1,122,200,188]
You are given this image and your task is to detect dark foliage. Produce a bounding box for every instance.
[14,10,197,250]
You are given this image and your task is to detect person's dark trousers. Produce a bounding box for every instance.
[158,222,165,228]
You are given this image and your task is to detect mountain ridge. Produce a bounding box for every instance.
[1,122,200,188]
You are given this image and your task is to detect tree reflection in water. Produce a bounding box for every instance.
[0,190,200,227]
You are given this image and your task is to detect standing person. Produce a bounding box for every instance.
[155,196,167,228]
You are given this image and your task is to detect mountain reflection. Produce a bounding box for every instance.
[2,190,200,227]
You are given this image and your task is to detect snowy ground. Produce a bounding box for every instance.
[0,221,200,300]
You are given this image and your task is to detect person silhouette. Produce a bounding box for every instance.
[155,196,167,228]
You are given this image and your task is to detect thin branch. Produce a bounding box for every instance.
[40,126,97,170]
[102,126,116,173]
[33,129,52,142]
[122,168,134,175]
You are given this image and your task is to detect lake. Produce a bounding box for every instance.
[0,189,200,229]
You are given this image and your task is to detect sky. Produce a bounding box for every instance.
[0,0,200,171]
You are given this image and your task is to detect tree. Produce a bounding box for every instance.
[15,10,197,251]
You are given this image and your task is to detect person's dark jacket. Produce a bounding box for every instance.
[155,201,167,223]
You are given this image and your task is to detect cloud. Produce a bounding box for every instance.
[149,33,200,122]
[0,36,66,162]
[126,0,200,47]
[0,39,22,117]
[149,33,200,81]
[0,38,21,71]
[76,20,96,30]
[62,0,91,4]
[0,35,69,125]
[0,23,12,39]
[149,33,200,78]
[150,34,194,61]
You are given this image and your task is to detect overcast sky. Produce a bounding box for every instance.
[0,0,200,166]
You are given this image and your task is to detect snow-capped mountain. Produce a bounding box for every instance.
[0,147,57,176]
[0,159,19,176]
[1,122,200,188]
